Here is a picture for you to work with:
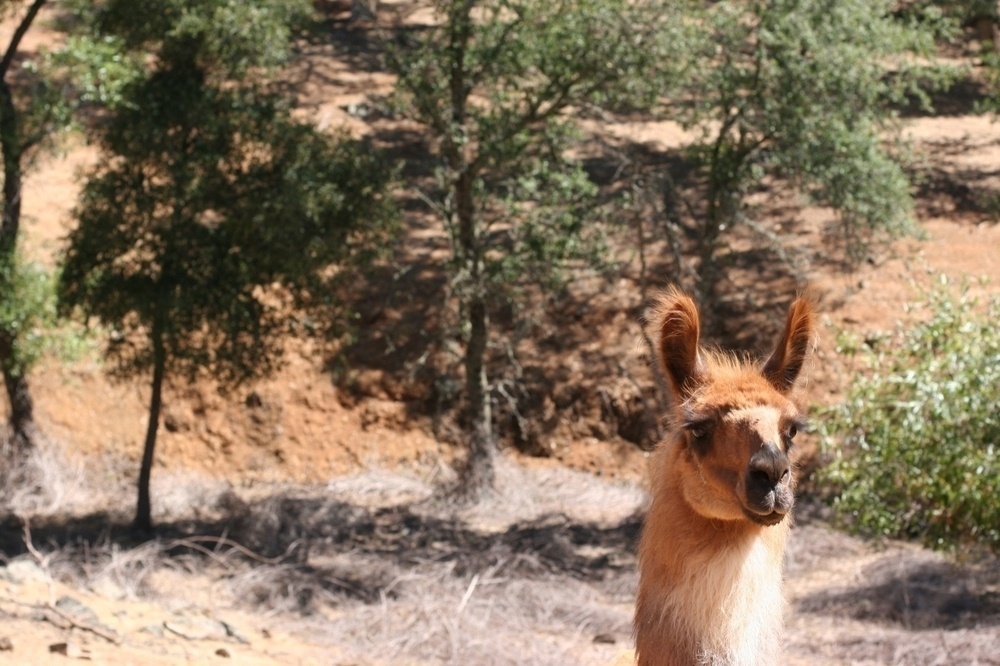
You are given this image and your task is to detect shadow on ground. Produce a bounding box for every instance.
[796,552,1000,631]
[0,492,642,614]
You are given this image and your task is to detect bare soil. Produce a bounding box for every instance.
[1,4,1000,664]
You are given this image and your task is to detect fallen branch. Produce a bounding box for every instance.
[42,603,123,646]
[0,596,122,646]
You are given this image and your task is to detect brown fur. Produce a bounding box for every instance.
[634,287,815,666]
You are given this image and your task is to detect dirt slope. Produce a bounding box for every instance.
[1,5,999,665]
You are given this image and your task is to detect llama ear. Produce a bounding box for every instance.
[763,295,815,394]
[651,287,705,400]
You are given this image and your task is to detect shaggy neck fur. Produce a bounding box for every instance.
[634,434,788,666]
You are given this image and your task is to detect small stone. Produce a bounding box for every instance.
[1,559,49,584]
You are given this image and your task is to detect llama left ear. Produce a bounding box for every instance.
[763,295,815,394]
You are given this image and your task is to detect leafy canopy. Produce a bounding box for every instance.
[677,0,951,259]
[59,0,396,386]
[78,0,313,77]
[389,0,690,299]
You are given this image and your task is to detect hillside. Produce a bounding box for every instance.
[1,3,999,664]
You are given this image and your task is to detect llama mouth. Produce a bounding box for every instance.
[742,506,788,526]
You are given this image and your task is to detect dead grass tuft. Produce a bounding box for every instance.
[431,458,647,531]
[316,559,632,665]
[0,435,104,518]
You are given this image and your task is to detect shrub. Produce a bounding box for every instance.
[818,282,1000,552]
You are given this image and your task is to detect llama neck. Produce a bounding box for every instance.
[635,446,789,666]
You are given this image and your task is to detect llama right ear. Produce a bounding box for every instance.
[763,295,815,394]
[651,288,705,400]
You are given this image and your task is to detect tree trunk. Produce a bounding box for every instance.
[0,333,35,456]
[442,4,496,499]
[453,158,496,497]
[0,78,36,454]
[975,3,1000,53]
[698,184,725,310]
[134,309,166,533]
[458,293,495,496]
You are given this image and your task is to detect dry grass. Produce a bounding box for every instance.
[315,560,631,666]
[431,459,647,531]
[0,435,111,519]
[2,457,998,665]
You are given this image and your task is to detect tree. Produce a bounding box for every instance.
[0,0,50,454]
[58,0,396,532]
[0,0,135,459]
[670,0,949,302]
[385,0,687,497]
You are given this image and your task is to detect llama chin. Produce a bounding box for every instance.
[633,287,814,666]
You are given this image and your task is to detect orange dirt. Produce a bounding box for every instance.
[5,2,1000,496]
[2,5,1000,665]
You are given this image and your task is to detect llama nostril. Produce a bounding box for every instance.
[749,445,790,487]
[749,468,772,487]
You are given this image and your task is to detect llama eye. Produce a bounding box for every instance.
[684,421,712,443]
[682,419,714,452]
[787,424,798,439]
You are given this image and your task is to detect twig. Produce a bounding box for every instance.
[20,517,48,569]
[163,536,292,567]
[456,573,479,616]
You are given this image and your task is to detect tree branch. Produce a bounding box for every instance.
[0,0,48,80]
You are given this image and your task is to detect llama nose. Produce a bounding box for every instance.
[748,444,790,487]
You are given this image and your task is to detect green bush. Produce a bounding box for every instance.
[818,282,1000,551]
[0,254,93,375]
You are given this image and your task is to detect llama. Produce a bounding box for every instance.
[633,287,814,666]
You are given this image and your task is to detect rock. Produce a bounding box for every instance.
[55,596,100,625]
[0,559,49,584]
[49,640,91,659]
[164,618,230,642]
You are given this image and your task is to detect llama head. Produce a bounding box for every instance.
[650,287,815,527]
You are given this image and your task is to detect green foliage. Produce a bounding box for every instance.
[42,34,144,111]
[0,253,91,376]
[57,0,396,388]
[60,73,396,385]
[384,0,693,489]
[390,0,689,306]
[908,0,995,26]
[495,151,605,292]
[57,0,397,530]
[0,253,55,375]
[977,49,1000,116]
[85,0,313,78]
[818,283,1000,552]
[676,0,953,263]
